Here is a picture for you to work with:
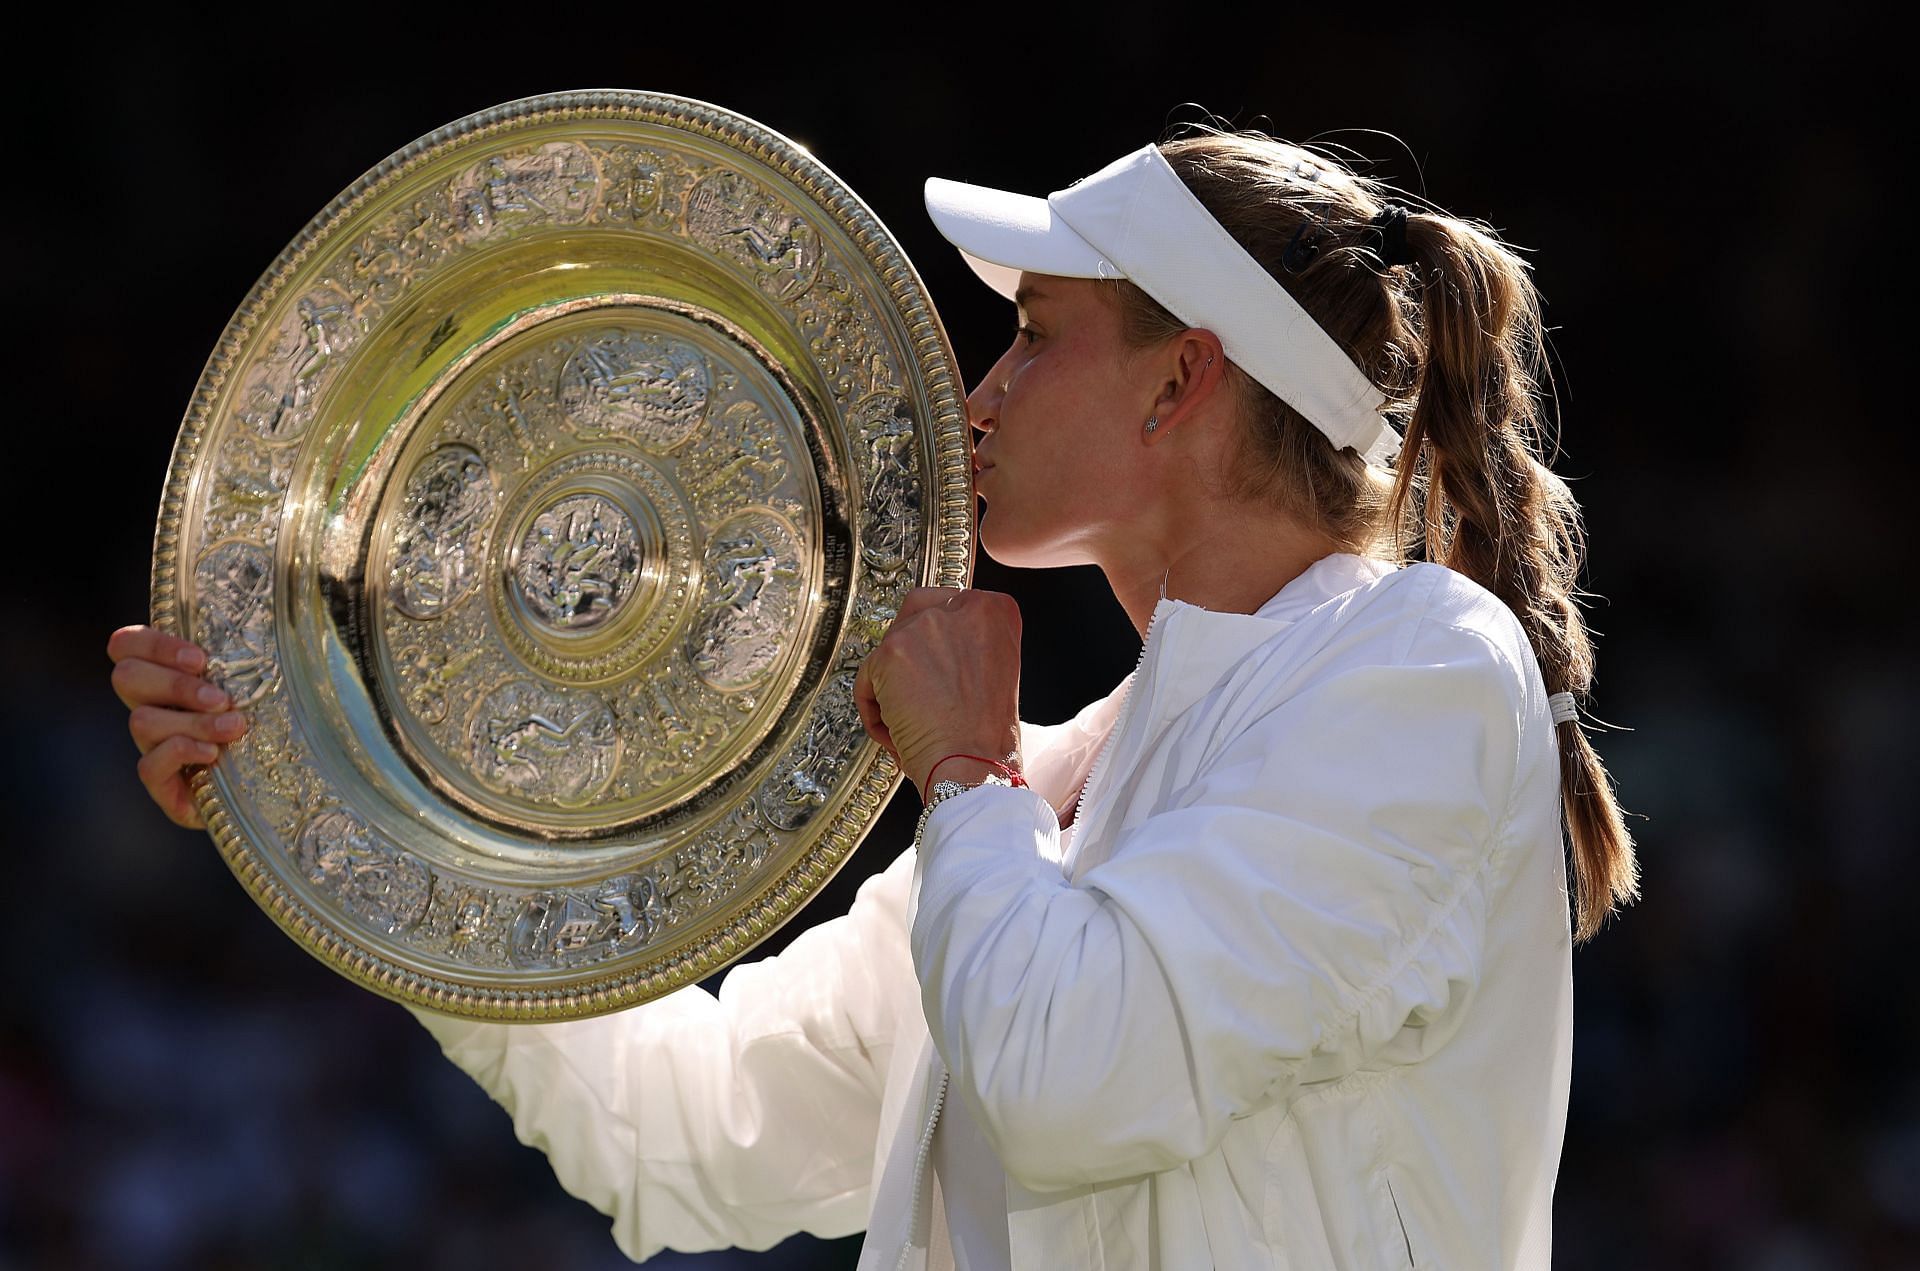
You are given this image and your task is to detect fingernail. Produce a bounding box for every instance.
[178,647,206,672]
[196,741,219,761]
[198,684,228,708]
[216,712,245,734]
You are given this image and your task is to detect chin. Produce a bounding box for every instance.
[977,517,1088,571]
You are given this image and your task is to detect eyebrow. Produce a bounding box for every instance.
[1013,284,1048,306]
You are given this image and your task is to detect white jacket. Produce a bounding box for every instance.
[406,553,1574,1269]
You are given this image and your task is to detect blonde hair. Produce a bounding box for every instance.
[1107,130,1638,943]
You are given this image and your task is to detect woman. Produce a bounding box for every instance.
[109,129,1637,1269]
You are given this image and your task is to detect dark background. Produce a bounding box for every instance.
[7,10,1911,1269]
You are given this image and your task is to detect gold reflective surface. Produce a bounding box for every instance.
[152,91,972,1020]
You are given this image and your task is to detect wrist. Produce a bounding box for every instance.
[920,756,1003,796]
[912,767,1020,849]
[917,751,1024,800]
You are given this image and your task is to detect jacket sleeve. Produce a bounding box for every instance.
[908,618,1528,1192]
[405,843,919,1261]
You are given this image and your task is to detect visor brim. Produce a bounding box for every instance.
[924,176,1113,302]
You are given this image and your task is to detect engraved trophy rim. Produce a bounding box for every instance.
[152,90,974,1020]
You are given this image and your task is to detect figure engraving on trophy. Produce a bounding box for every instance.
[467,681,620,807]
[613,666,729,789]
[238,286,358,443]
[642,673,692,738]
[476,371,540,466]
[510,874,663,968]
[389,446,495,620]
[688,512,803,691]
[202,430,295,546]
[671,804,774,909]
[395,195,455,267]
[408,877,512,968]
[558,332,709,449]
[513,495,644,630]
[680,401,789,512]
[397,643,484,727]
[857,396,921,575]
[591,143,684,223]
[295,808,432,935]
[451,893,490,947]
[454,141,602,239]
[686,171,821,300]
[763,671,863,832]
[193,541,279,708]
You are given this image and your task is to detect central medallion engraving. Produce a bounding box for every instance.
[513,493,644,631]
[363,300,827,837]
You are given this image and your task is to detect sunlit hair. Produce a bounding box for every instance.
[1104,128,1638,943]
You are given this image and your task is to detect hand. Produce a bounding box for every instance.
[852,588,1023,799]
[107,625,251,829]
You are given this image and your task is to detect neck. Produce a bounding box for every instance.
[1102,512,1345,639]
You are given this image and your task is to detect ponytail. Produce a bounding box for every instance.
[1106,130,1640,942]
[1387,213,1640,943]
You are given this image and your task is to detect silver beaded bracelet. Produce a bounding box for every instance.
[912,773,1017,847]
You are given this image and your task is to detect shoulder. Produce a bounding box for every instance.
[1182,564,1541,786]
[1243,561,1534,694]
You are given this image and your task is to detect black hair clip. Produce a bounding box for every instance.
[1282,218,1321,273]
[1369,203,1416,268]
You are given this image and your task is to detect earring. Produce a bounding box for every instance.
[1144,414,1160,434]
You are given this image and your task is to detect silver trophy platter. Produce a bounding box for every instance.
[151,91,972,1020]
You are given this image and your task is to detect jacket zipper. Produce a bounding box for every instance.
[1066,598,1169,847]
[896,1064,951,1270]
[1385,1173,1415,1267]
[897,599,1167,1266]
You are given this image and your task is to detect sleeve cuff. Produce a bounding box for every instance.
[911,783,1065,952]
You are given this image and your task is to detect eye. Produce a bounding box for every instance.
[1016,325,1040,346]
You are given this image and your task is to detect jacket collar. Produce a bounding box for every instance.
[1063,554,1396,878]
[1139,553,1396,729]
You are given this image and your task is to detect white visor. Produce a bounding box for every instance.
[924,145,1402,467]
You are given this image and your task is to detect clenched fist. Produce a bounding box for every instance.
[852,587,1023,799]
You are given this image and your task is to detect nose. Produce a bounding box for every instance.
[967,394,995,440]
[966,377,998,438]
[967,346,1015,437]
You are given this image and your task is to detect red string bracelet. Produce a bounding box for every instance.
[925,752,1027,789]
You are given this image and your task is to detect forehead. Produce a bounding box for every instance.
[1015,272,1107,313]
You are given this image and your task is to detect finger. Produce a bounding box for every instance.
[851,654,896,756]
[129,704,249,755]
[158,775,208,830]
[138,734,218,828]
[111,657,232,713]
[108,625,207,674]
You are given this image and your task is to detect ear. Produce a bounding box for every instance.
[1141,329,1228,445]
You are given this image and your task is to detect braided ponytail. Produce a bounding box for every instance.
[1387,212,1639,942]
